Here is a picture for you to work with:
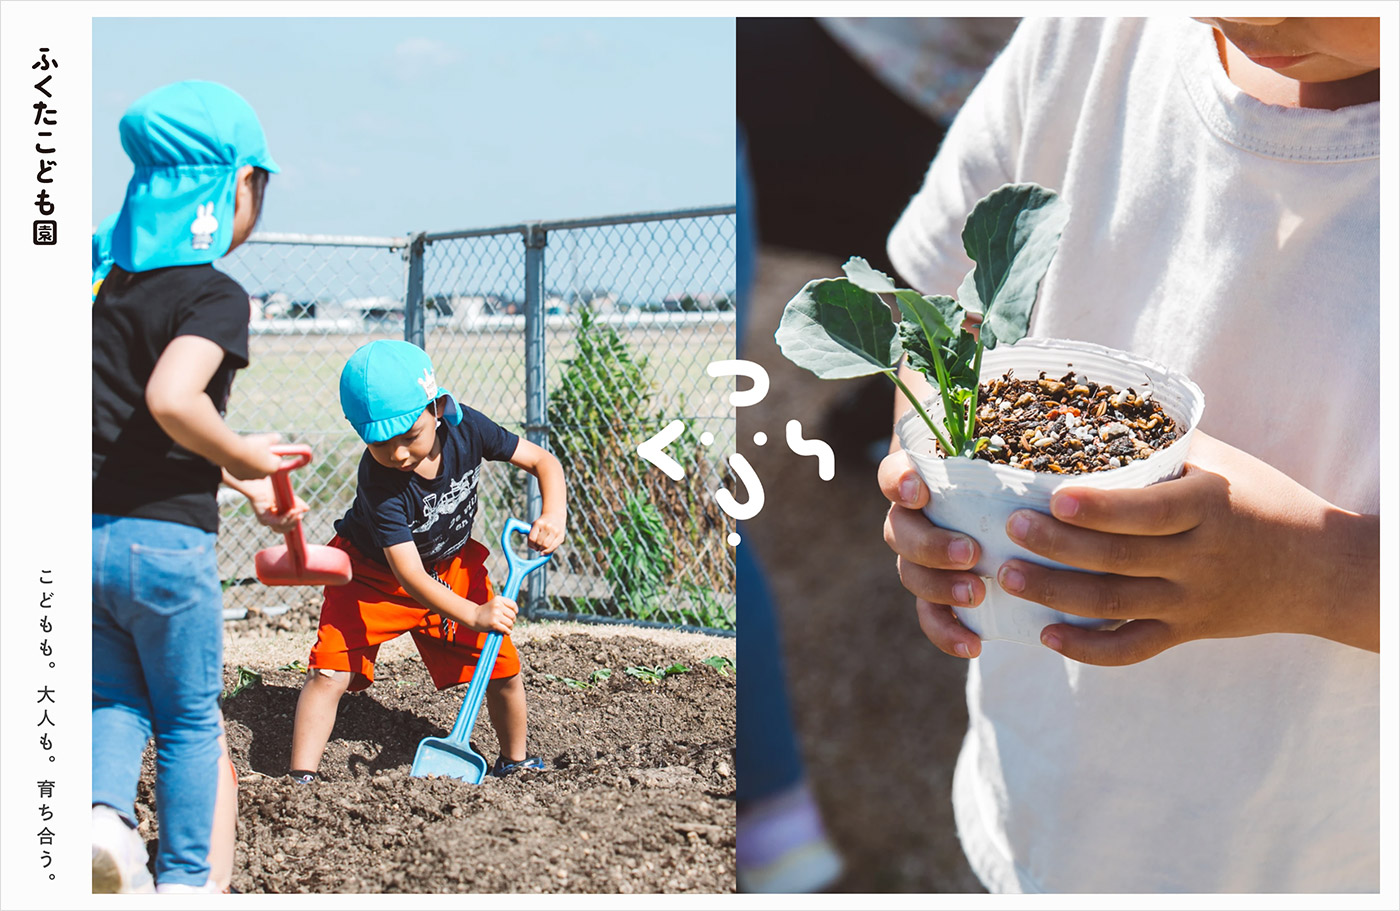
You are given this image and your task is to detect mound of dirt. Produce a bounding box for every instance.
[131,622,735,894]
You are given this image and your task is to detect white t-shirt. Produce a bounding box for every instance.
[889,17,1379,893]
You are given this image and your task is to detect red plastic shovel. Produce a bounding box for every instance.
[254,445,352,587]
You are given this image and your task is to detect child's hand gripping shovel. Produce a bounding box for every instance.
[254,445,353,587]
[411,517,551,784]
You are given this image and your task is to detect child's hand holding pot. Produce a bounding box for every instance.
[881,431,1379,665]
[879,449,988,661]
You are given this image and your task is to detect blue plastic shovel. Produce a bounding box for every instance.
[410,517,551,784]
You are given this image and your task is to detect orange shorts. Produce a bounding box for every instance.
[307,535,520,692]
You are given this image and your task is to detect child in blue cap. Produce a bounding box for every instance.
[92,80,299,894]
[287,340,567,782]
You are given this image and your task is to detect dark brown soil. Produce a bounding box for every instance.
[131,614,736,894]
[951,369,1180,473]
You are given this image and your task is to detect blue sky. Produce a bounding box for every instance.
[92,17,735,236]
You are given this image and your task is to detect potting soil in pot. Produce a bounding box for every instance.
[945,369,1182,473]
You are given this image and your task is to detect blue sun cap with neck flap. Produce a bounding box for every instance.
[339,340,463,444]
[110,80,279,273]
[91,212,118,301]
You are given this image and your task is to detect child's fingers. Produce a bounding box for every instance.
[529,522,564,553]
[1048,468,1216,537]
[898,555,985,609]
[878,450,929,509]
[886,505,980,572]
[996,558,1181,620]
[1039,618,1178,666]
[1004,509,1182,577]
[914,598,982,659]
[493,602,516,633]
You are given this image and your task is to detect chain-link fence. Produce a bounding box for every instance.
[217,207,737,635]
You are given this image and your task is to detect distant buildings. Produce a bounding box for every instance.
[247,288,737,324]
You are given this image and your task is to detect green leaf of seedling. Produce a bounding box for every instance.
[589,668,613,684]
[940,332,981,391]
[955,268,983,318]
[840,256,898,293]
[960,183,1070,349]
[895,293,963,347]
[701,656,735,677]
[898,320,938,379]
[542,674,591,689]
[279,660,309,673]
[222,666,261,701]
[775,278,901,380]
[625,663,689,683]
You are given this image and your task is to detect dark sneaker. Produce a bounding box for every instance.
[490,755,545,777]
[288,770,320,784]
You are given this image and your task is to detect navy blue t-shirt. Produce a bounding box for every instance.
[335,405,520,567]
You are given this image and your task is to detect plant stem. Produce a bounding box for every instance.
[888,370,955,456]
[927,350,966,452]
[965,342,984,441]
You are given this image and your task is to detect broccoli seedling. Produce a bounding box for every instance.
[775,183,1069,458]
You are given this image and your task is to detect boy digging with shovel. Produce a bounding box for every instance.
[288,340,566,781]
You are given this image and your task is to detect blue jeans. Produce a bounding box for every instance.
[92,514,224,887]
[735,527,805,803]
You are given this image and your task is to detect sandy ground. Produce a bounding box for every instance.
[740,247,983,893]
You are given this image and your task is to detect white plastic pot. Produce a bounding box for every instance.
[894,338,1206,647]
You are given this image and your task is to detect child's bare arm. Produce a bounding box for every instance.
[146,334,282,479]
[221,469,308,533]
[508,439,567,554]
[382,541,517,634]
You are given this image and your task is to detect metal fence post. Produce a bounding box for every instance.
[522,222,549,618]
[403,231,427,349]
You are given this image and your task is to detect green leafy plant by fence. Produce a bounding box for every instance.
[544,304,734,628]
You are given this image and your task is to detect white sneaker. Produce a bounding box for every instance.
[155,881,221,893]
[737,781,844,893]
[92,804,155,894]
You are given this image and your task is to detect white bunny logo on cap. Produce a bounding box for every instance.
[416,368,438,400]
[190,202,218,250]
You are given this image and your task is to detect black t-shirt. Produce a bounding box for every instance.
[335,406,520,567]
[92,264,251,532]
